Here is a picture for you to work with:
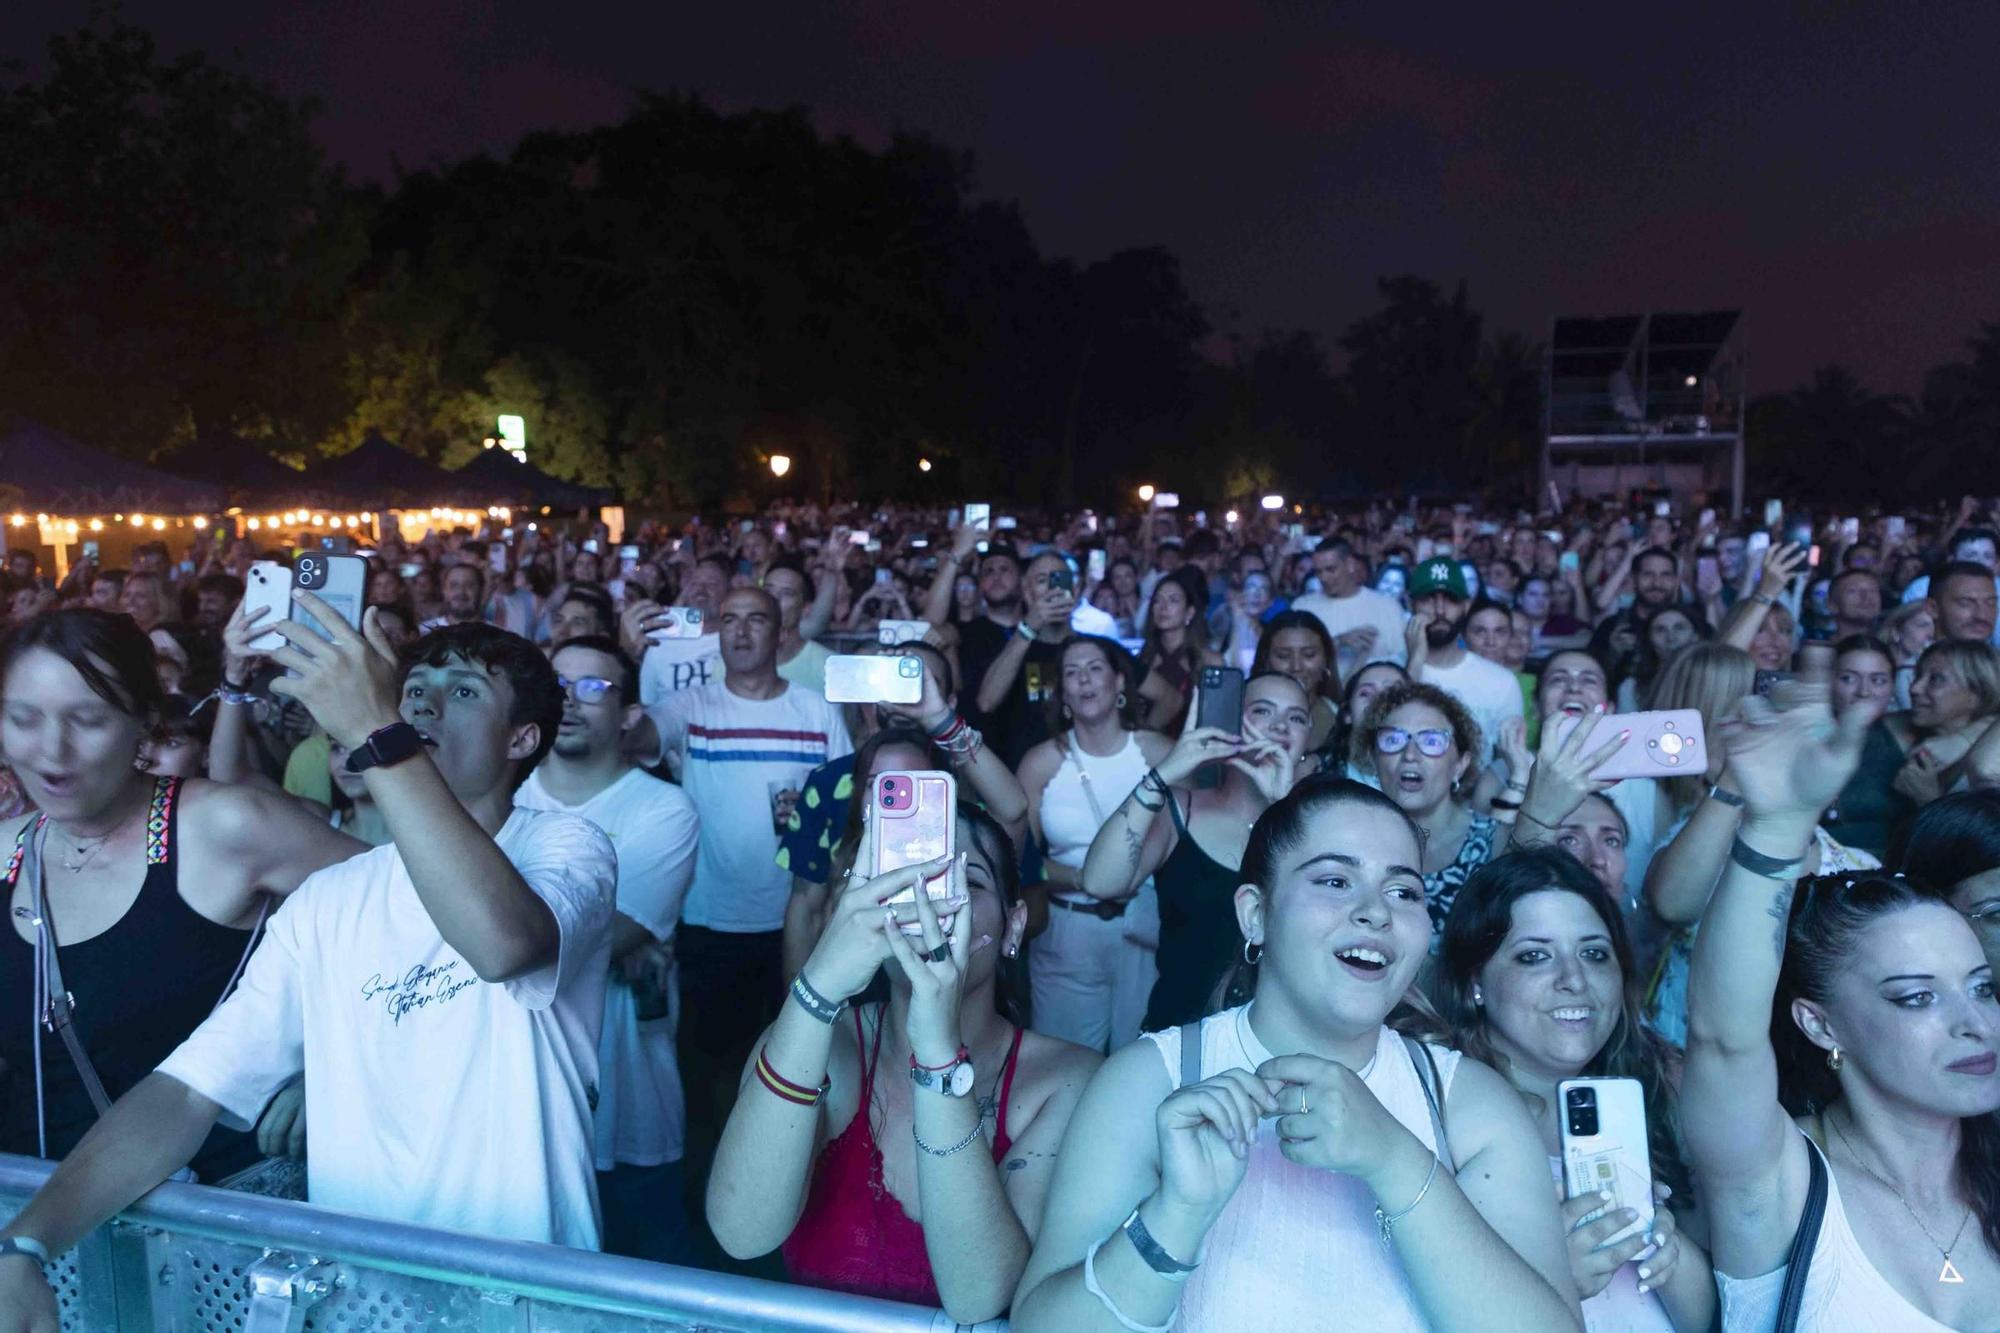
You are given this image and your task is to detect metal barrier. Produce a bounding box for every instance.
[0,1153,988,1332]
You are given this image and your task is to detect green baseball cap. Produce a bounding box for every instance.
[1407,558,1471,601]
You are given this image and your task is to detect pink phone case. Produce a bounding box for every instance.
[872,770,956,907]
[1552,709,1707,781]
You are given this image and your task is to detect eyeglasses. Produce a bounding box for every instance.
[557,674,619,705]
[1375,727,1453,758]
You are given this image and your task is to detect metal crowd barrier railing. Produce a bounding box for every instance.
[0,1153,992,1333]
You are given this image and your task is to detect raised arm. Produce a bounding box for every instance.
[1506,708,1621,852]
[1642,786,1742,925]
[708,838,952,1260]
[1681,657,1879,1276]
[916,671,1028,848]
[924,520,986,628]
[1718,542,1806,650]
[796,538,846,642]
[1077,727,1236,901]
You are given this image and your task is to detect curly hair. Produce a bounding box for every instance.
[1349,679,1483,775]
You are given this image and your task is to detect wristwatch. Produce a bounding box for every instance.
[344,721,427,773]
[909,1052,976,1098]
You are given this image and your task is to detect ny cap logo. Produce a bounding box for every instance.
[1429,562,1452,580]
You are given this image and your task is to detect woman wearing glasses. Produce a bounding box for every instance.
[1078,672,1315,1031]
[1353,681,1501,934]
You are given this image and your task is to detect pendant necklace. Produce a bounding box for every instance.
[1828,1112,1972,1284]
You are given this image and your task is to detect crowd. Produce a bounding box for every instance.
[1,489,1998,1331]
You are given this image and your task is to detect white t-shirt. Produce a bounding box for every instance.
[1291,588,1410,667]
[777,639,833,695]
[157,810,615,1248]
[1421,651,1526,763]
[638,634,725,706]
[648,681,853,932]
[516,768,697,1170]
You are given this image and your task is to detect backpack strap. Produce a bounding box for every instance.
[1401,1034,1455,1173]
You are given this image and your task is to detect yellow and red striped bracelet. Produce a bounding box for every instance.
[755,1047,830,1106]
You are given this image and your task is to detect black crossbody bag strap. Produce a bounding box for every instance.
[1774,1130,1830,1333]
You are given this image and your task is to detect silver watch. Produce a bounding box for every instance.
[910,1057,976,1098]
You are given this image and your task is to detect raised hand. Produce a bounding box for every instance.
[801,812,962,1003]
[1754,542,1809,598]
[1157,725,1243,787]
[264,594,403,750]
[1517,704,1624,834]
[1154,1068,1278,1218]
[882,852,971,1066]
[1718,648,1880,833]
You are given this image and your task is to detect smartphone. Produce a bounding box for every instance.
[1839,517,1860,545]
[1194,666,1245,790]
[1764,499,1784,528]
[1809,544,1822,568]
[1084,512,1099,533]
[876,618,932,646]
[995,516,1019,530]
[619,544,641,575]
[848,530,871,547]
[1559,550,1581,573]
[825,653,924,705]
[1153,492,1182,510]
[873,567,892,586]
[1550,709,1707,781]
[82,540,100,562]
[963,503,991,532]
[1754,669,1793,696]
[1652,500,1671,518]
[647,607,705,643]
[582,539,600,555]
[1886,516,1906,545]
[1786,520,1814,550]
[1746,530,1772,562]
[1087,549,1107,584]
[321,535,356,555]
[487,545,508,574]
[1696,554,1719,584]
[291,553,366,641]
[739,519,755,535]
[1559,1077,1655,1250]
[243,561,295,652]
[398,562,422,579]
[871,769,958,914]
[1698,508,1715,529]
[1050,566,1075,594]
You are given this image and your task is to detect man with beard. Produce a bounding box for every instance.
[421,562,490,631]
[951,543,1029,727]
[1407,559,1522,767]
[971,549,1075,766]
[516,636,699,1264]
[1587,546,1682,683]
[642,588,849,1193]
[1933,561,2000,645]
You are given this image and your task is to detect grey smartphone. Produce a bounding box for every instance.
[1194,666,1245,790]
[825,653,924,705]
[292,552,367,641]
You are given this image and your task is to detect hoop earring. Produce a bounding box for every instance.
[1827,1047,1843,1072]
[1242,939,1263,966]
[1115,691,1127,710]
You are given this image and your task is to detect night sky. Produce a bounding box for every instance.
[12,2,2000,393]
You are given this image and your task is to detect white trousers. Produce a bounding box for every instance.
[1030,887,1158,1054]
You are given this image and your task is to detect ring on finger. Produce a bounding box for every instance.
[923,941,951,963]
[1296,1087,1310,1116]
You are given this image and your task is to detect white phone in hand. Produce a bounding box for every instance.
[243,562,293,653]
[1558,1077,1655,1249]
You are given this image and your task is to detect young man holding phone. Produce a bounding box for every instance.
[0,608,616,1324]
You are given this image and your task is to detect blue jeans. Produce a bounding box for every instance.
[597,1160,698,1267]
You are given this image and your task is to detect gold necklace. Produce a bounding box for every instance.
[1828,1112,1974,1284]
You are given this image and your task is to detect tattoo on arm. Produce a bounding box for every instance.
[1766,883,1796,957]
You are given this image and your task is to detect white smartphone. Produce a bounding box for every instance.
[1559,1077,1654,1249]
[825,653,923,705]
[647,607,705,643]
[243,561,294,652]
[1087,549,1107,584]
[1886,516,1906,545]
[876,618,931,646]
[1550,709,1707,781]
[962,503,991,532]
[995,516,1018,530]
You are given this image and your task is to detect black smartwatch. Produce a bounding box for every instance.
[344,722,426,773]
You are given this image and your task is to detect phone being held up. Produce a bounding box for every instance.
[1559,1077,1655,1250]
[871,769,957,925]
[1193,666,1244,789]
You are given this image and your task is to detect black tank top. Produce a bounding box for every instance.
[1144,792,1246,1032]
[0,777,260,1178]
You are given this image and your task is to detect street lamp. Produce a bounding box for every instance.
[1225,509,1240,525]
[918,457,932,473]
[1138,484,1156,503]
[769,454,792,478]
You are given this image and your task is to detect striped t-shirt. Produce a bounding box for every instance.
[648,681,852,932]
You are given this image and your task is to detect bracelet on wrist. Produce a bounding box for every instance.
[913,1120,984,1158]
[910,1045,969,1072]
[1489,797,1523,812]
[1124,1206,1201,1279]
[789,972,844,1025]
[1708,785,1747,808]
[1516,808,1562,833]
[1730,833,1807,880]
[1374,1153,1441,1242]
[754,1046,830,1108]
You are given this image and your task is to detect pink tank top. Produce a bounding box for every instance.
[781,1006,1023,1306]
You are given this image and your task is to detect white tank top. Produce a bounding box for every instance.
[1141,1005,1460,1333]
[1715,1132,1959,1332]
[1040,731,1151,871]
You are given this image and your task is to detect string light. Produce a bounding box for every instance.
[192,516,208,530]
[248,519,261,530]
[6,515,22,528]
[129,514,145,526]
[88,519,103,532]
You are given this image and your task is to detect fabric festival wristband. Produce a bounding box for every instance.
[1708,785,1747,809]
[789,972,843,1024]
[911,1045,969,1072]
[1730,834,1806,879]
[754,1048,828,1107]
[1083,1237,1175,1333]
[1489,797,1523,812]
